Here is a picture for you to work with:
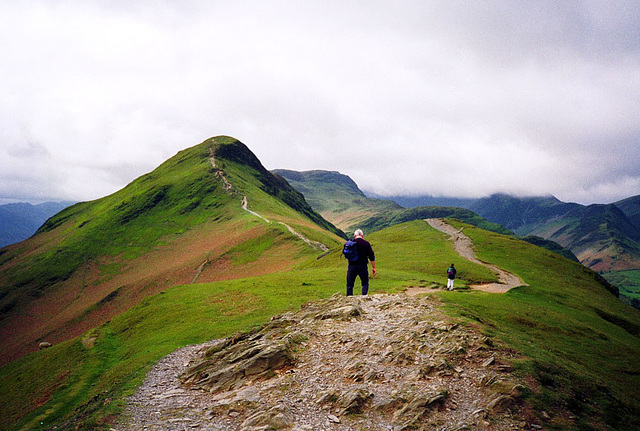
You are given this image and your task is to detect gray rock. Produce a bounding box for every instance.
[482,356,495,367]
[180,330,295,393]
[318,305,363,320]
[336,389,373,415]
[240,404,293,430]
[392,388,448,425]
[327,414,341,423]
[486,394,515,413]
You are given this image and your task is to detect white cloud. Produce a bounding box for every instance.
[1,1,638,205]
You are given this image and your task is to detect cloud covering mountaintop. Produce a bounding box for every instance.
[1,1,638,205]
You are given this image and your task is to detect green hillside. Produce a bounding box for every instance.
[519,235,580,263]
[468,194,640,272]
[274,169,510,236]
[0,136,343,366]
[615,195,640,231]
[1,220,639,430]
[273,169,402,231]
[468,194,578,232]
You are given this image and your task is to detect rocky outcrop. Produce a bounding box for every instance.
[120,293,538,430]
[38,341,52,349]
[180,327,297,393]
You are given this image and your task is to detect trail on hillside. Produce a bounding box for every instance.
[209,144,328,253]
[241,196,270,223]
[241,195,329,252]
[118,294,534,430]
[414,218,527,294]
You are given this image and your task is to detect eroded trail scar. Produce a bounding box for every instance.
[425,218,527,293]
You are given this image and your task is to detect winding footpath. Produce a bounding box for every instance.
[422,218,527,294]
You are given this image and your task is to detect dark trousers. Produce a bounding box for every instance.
[346,263,369,296]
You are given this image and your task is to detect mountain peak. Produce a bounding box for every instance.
[485,193,562,205]
[272,169,365,197]
[209,136,266,173]
[0,136,343,366]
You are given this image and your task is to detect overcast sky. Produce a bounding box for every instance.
[1,1,638,206]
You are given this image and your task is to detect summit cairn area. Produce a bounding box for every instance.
[120,293,535,430]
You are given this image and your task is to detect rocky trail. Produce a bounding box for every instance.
[117,294,537,430]
[420,219,527,294]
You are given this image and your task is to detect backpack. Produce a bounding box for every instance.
[342,240,359,262]
[447,267,455,277]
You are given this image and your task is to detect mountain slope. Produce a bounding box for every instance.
[272,169,402,231]
[467,194,640,273]
[615,194,640,231]
[0,201,74,248]
[371,193,477,209]
[0,136,343,366]
[536,203,640,270]
[468,194,580,232]
[274,169,510,235]
[2,219,639,430]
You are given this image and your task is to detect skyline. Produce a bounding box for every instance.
[1,1,639,206]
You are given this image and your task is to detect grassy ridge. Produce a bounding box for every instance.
[212,138,344,239]
[440,221,640,429]
[1,142,234,300]
[0,137,345,367]
[2,220,639,430]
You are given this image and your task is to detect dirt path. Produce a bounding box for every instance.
[407,219,527,295]
[241,196,270,223]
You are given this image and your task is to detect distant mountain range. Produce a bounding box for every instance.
[0,201,73,247]
[469,194,640,271]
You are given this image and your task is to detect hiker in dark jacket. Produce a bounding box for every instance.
[346,229,376,296]
[447,263,456,291]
